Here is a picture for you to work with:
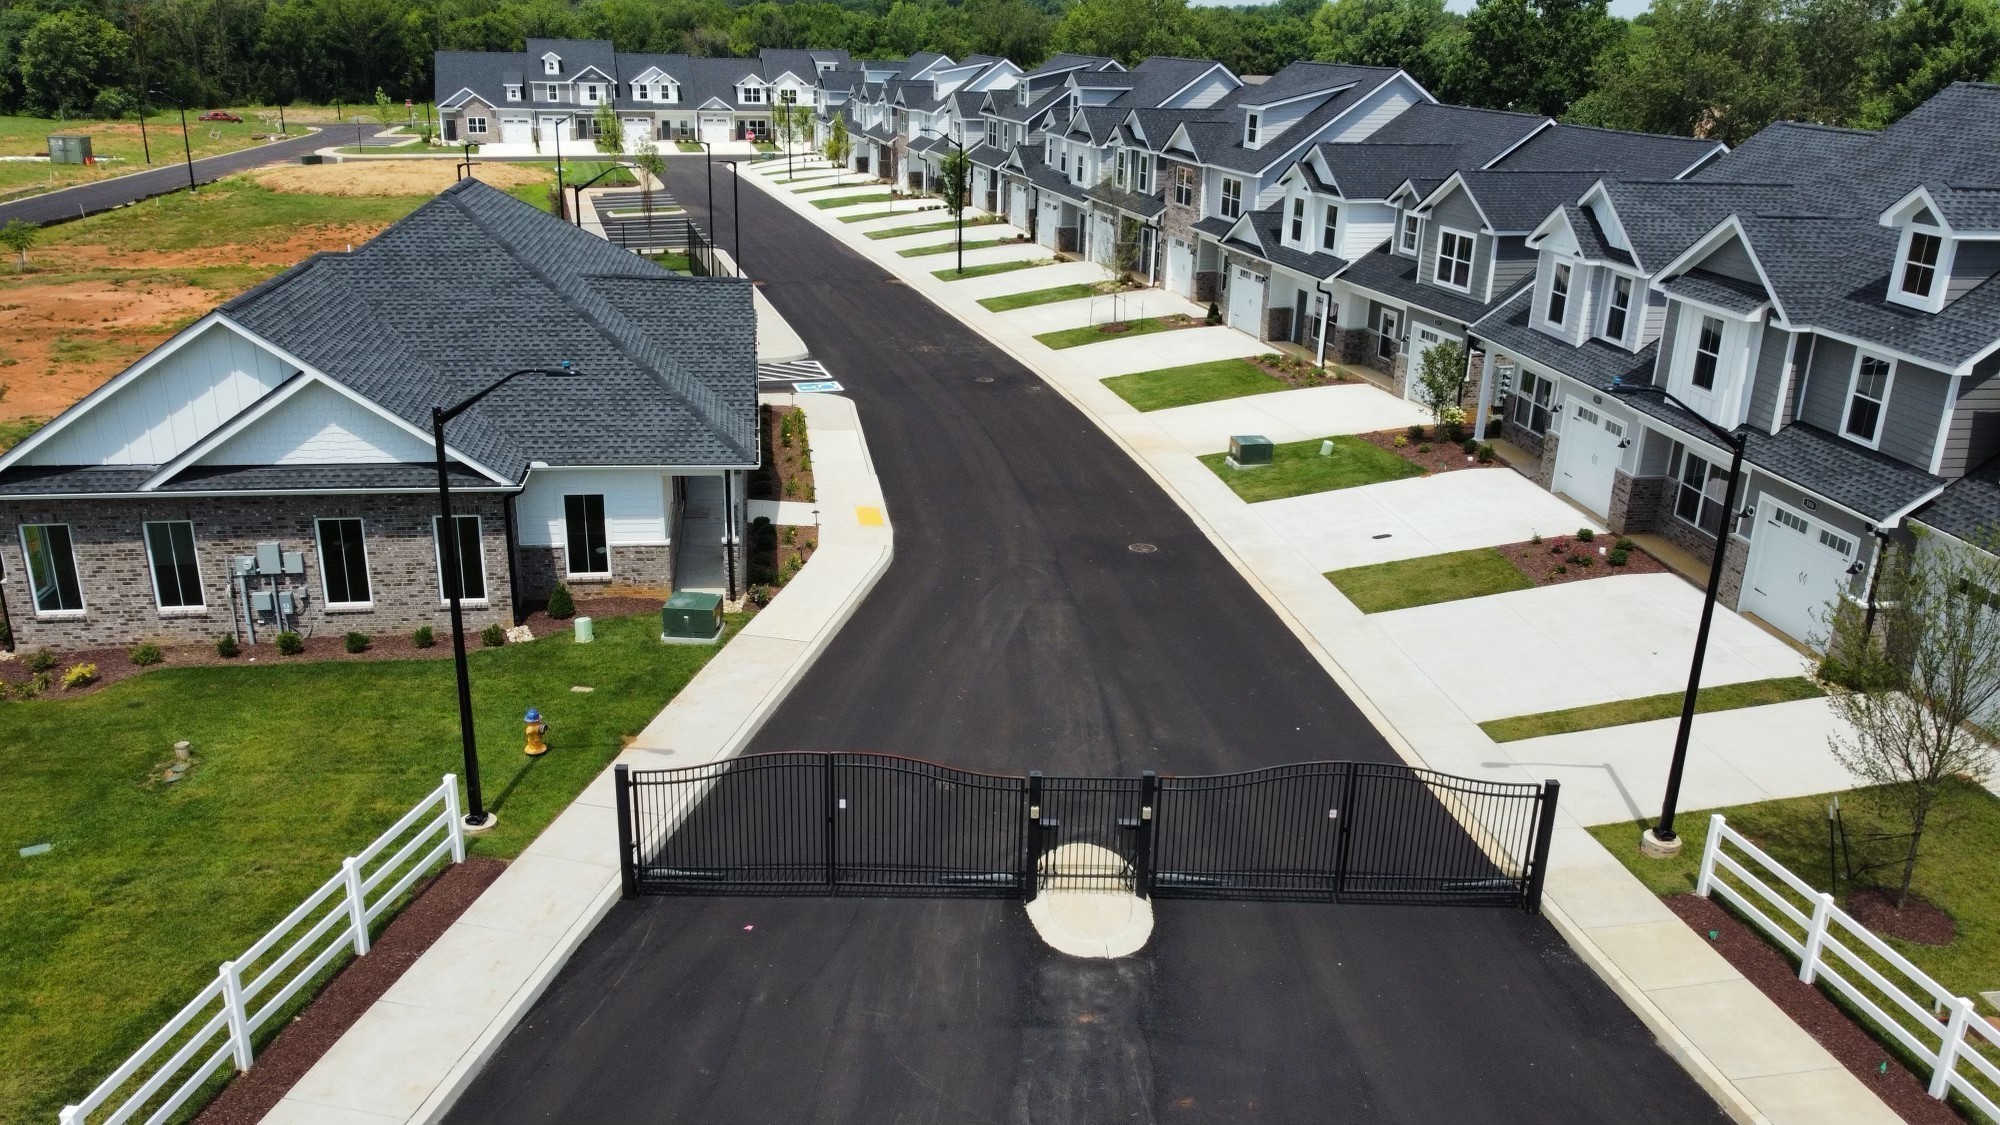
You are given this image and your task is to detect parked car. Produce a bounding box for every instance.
[197,110,242,122]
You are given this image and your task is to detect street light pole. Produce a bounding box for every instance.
[151,89,195,193]
[137,93,151,164]
[724,158,741,277]
[432,364,580,829]
[922,128,965,274]
[1610,379,1749,856]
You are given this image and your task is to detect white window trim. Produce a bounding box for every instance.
[1887,225,1952,313]
[1173,166,1193,207]
[465,116,487,134]
[1288,195,1306,245]
[1245,110,1260,147]
[1220,176,1243,220]
[1398,212,1421,256]
[1840,351,1896,450]
[505,86,522,102]
[314,517,374,610]
[433,514,490,607]
[21,522,85,617]
[1377,309,1400,359]
[1545,260,1572,325]
[1598,272,1634,345]
[563,494,613,579]
[1321,203,1339,251]
[1434,226,1476,294]
[143,519,207,613]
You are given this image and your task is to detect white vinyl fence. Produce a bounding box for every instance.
[1698,812,2000,1119]
[60,776,468,1125]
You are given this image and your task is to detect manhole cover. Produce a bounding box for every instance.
[1371,533,1392,540]
[1128,543,1158,554]
[974,376,995,383]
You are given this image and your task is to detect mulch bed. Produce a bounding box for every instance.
[1845,888,1960,946]
[1496,534,1670,588]
[1097,313,1200,336]
[1355,425,1504,475]
[1,598,661,698]
[1664,895,1970,1125]
[191,857,509,1125]
[1244,351,1355,391]
[750,403,816,503]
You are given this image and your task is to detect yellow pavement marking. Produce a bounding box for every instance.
[856,506,885,526]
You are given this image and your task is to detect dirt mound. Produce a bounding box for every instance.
[251,160,546,197]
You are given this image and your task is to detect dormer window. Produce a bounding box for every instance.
[582,83,601,103]
[1901,230,1941,298]
[1691,315,1723,390]
[1289,197,1305,243]
[1545,263,1570,324]
[1245,111,1260,146]
[634,83,649,101]
[504,85,521,102]
[543,54,561,75]
[1322,204,1338,251]
[1843,354,1893,445]
[1435,229,1474,292]
[1601,274,1632,342]
[1220,177,1243,220]
[1398,212,1420,254]
[742,85,765,104]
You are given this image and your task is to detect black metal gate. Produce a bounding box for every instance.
[617,753,1559,911]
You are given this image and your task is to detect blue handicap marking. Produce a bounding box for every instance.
[793,380,844,393]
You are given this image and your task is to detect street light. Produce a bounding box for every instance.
[433,364,581,829]
[695,141,715,272]
[149,88,195,193]
[720,157,741,277]
[920,127,966,275]
[1609,378,1749,857]
[568,161,630,230]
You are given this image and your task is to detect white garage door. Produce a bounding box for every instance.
[501,117,530,145]
[1037,200,1062,249]
[1166,238,1193,297]
[1227,266,1264,336]
[1554,404,1624,518]
[1742,500,1856,647]
[621,118,652,152]
[1009,185,1030,230]
[700,116,732,145]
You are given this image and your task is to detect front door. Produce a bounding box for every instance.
[1227,266,1264,336]
[1742,500,1856,647]
[1553,404,1624,518]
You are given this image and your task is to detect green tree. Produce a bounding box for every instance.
[1414,338,1468,426]
[1565,0,1803,143]
[631,135,665,214]
[1310,0,1463,93]
[1861,0,2000,126]
[372,85,398,126]
[1051,0,1200,66]
[939,144,970,212]
[18,11,131,116]
[824,112,850,169]
[1444,0,1619,116]
[593,100,622,153]
[0,219,39,271]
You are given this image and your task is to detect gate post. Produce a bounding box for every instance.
[823,754,838,889]
[1524,779,1560,913]
[1134,771,1158,899]
[1023,771,1044,903]
[1333,760,1357,898]
[613,764,636,898]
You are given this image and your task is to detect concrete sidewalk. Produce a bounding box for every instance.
[739,168,1899,1125]
[261,392,891,1124]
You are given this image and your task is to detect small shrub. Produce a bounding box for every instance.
[1393,435,1407,448]
[28,670,53,695]
[749,585,772,607]
[26,647,57,674]
[1552,564,1568,576]
[1530,532,1543,545]
[61,663,97,690]
[216,634,240,659]
[1405,424,1426,441]
[343,631,371,654]
[1615,537,1635,551]
[1417,442,1431,453]
[480,623,506,647]
[1578,555,1595,568]
[1608,547,1630,567]
[1442,423,1466,445]
[1205,301,1221,325]
[1461,438,1478,454]
[547,583,576,620]
[1576,528,1596,542]
[129,643,164,666]
[1476,443,1496,464]
[782,526,797,546]
[412,625,436,648]
[275,631,305,656]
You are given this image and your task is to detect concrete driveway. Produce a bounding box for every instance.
[1145,383,1431,453]
[1262,467,1607,571]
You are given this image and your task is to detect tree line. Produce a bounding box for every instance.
[0,0,1994,142]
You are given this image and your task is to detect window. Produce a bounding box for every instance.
[635,83,650,101]
[1059,143,1068,174]
[1602,274,1632,341]
[1509,370,1553,435]
[1173,166,1193,207]
[466,115,487,134]
[742,86,765,104]
[145,521,203,610]
[1377,309,1399,360]
[1133,154,1151,194]
[985,122,999,149]
[1901,230,1941,298]
[1545,262,1571,324]
[1245,111,1260,146]
[1322,204,1338,251]
[1844,354,1892,444]
[564,494,610,575]
[582,83,600,104]
[1289,196,1305,243]
[662,84,678,103]
[434,515,487,602]
[1690,314,1724,390]
[1220,177,1242,220]
[1398,212,1419,254]
[543,55,560,75]
[780,88,798,104]
[505,85,521,102]
[1435,229,1474,291]
[21,523,82,613]
[1673,448,1729,536]
[315,518,371,606]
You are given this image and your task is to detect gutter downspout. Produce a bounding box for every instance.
[1314,277,1334,368]
[1862,528,1891,640]
[503,493,524,625]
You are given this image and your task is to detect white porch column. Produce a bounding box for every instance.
[1314,288,1331,368]
[1472,347,1498,440]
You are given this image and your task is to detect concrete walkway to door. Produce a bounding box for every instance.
[674,476,728,596]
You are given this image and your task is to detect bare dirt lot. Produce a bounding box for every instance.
[251,160,546,197]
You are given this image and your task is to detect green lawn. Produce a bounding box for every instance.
[1588,781,2000,1028]
[977,283,1098,311]
[1481,677,1826,742]
[932,258,1052,281]
[0,112,302,200]
[1198,436,1423,504]
[794,181,875,194]
[0,612,737,1123]
[643,251,694,272]
[1035,316,1192,351]
[812,192,896,209]
[865,215,1002,239]
[43,176,429,254]
[1325,547,1532,613]
[839,209,937,224]
[1103,359,1288,412]
[896,237,1020,258]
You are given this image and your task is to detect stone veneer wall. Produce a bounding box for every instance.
[0,492,514,651]
[516,543,675,604]
[1641,480,1752,607]
[1607,471,1670,536]
[1532,429,1560,489]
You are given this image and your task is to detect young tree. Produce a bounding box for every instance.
[631,136,665,216]
[372,86,398,127]
[1414,338,1468,426]
[0,219,38,271]
[824,113,851,170]
[593,101,623,154]
[1820,528,2000,908]
[939,145,970,211]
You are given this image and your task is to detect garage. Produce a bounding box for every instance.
[1037,198,1063,250]
[1741,498,1857,647]
[700,115,732,146]
[1166,238,1193,297]
[1226,265,1264,336]
[1553,403,1625,518]
[500,117,530,145]
[622,118,653,152]
[1009,184,1030,230]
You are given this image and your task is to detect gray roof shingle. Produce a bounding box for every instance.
[1491,122,1724,179]
[1659,268,1772,315]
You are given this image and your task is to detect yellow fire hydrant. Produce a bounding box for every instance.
[524,708,548,757]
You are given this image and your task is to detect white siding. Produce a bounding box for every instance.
[516,467,676,547]
[1175,70,1238,110]
[199,381,434,466]
[1339,201,1397,260]
[1321,78,1423,145]
[22,321,295,466]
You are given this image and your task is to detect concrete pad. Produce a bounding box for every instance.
[1731,1070,1906,1125]
[1025,889,1154,959]
[258,1102,403,1125]
[1651,978,1856,1081]
[939,260,1109,300]
[1264,469,1602,572]
[282,1002,492,1119]
[1585,920,1745,991]
[1145,383,1430,451]
[450,853,617,940]
[377,924,562,1020]
[1060,325,1266,376]
[511,799,619,869]
[747,499,820,525]
[997,289,1205,334]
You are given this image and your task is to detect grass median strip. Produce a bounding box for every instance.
[978,283,1098,311]
[793,181,874,194]
[1035,315,1196,350]
[932,258,1053,280]
[866,216,1003,240]
[813,193,897,209]
[1104,359,1289,411]
[1326,548,1532,613]
[839,208,938,223]
[1199,436,1423,503]
[1480,677,1825,742]
[897,237,1022,257]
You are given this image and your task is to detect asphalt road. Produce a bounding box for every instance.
[0,124,371,226]
[443,160,1727,1124]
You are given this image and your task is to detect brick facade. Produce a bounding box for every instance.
[1532,429,1560,490]
[1607,470,1669,536]
[0,492,516,651]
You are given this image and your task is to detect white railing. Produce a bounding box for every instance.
[1698,812,2000,1120]
[60,776,467,1125]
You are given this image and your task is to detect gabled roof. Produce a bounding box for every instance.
[1917,455,2000,542]
[1489,121,1725,179]
[1590,179,1794,274]
[1884,182,2000,233]
[1030,53,1121,77]
[1360,102,1550,165]
[1337,244,1527,327]
[1216,206,1347,280]
[1425,170,1604,234]
[1198,65,1424,175]
[1314,143,1466,201]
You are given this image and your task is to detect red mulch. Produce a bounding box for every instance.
[191,856,509,1125]
[2,599,661,697]
[1496,534,1670,588]
[1845,888,1960,946]
[750,403,816,504]
[1100,313,1199,336]
[1244,352,1355,391]
[1664,895,1969,1125]
[1355,426,1505,475]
